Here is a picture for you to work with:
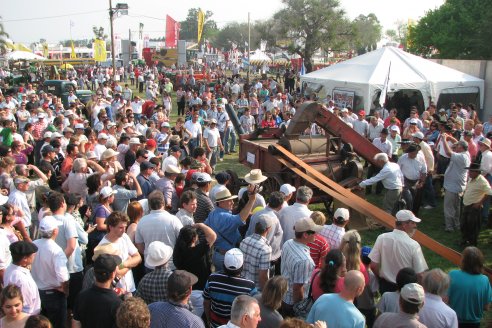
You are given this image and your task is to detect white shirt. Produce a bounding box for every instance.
[368,229,428,283]
[53,213,83,273]
[480,149,492,175]
[0,229,11,270]
[94,143,107,160]
[203,127,221,148]
[353,119,369,137]
[359,162,403,190]
[135,209,183,269]
[419,141,435,172]
[373,138,392,157]
[398,153,427,180]
[368,123,384,140]
[162,155,178,170]
[8,189,31,227]
[31,238,69,290]
[4,264,41,314]
[100,233,138,292]
[131,100,144,114]
[184,120,202,139]
[129,162,141,176]
[217,111,229,132]
[419,293,458,328]
[279,203,313,244]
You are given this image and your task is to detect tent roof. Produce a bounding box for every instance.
[303,46,483,87]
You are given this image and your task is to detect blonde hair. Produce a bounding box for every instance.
[340,230,361,271]
[0,157,15,169]
[310,211,326,226]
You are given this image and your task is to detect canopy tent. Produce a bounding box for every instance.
[300,46,484,113]
[5,51,46,61]
[249,49,272,66]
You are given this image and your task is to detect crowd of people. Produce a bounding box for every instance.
[0,64,489,328]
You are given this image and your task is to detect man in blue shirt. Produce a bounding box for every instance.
[205,186,257,271]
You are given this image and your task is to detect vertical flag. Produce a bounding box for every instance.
[166,15,179,48]
[93,39,106,62]
[197,9,205,44]
[70,41,76,58]
[42,43,49,58]
[300,58,306,76]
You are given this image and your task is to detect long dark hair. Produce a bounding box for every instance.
[173,226,198,269]
[319,249,345,294]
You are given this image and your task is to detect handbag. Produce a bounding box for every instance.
[293,270,320,319]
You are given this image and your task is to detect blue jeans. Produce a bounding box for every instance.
[224,126,236,153]
[39,289,67,328]
[423,174,437,207]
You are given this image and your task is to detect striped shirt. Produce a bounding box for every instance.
[195,189,214,223]
[240,234,272,288]
[149,301,205,328]
[203,272,257,328]
[281,239,315,305]
[307,234,330,269]
[135,267,173,305]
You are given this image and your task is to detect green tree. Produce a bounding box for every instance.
[179,8,218,42]
[351,13,382,55]
[268,0,352,73]
[408,0,492,59]
[385,20,408,47]
[92,26,108,40]
[213,22,263,51]
[0,17,10,54]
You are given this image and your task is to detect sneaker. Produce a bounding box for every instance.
[219,158,223,162]
[423,205,435,209]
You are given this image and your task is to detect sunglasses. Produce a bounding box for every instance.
[306,231,316,235]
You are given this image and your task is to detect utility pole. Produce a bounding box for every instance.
[109,0,116,79]
[247,12,251,83]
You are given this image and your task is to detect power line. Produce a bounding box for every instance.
[1,10,106,23]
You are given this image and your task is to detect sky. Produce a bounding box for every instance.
[2,0,445,45]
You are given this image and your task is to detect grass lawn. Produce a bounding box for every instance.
[128,80,492,326]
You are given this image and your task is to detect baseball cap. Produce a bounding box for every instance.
[86,151,97,160]
[255,214,274,231]
[358,110,365,116]
[210,118,217,124]
[334,208,350,222]
[63,127,74,133]
[412,132,424,140]
[37,113,46,119]
[146,139,157,148]
[279,184,296,196]
[224,248,244,270]
[409,118,418,125]
[341,108,348,113]
[39,216,62,233]
[41,145,55,155]
[165,164,181,174]
[294,217,323,233]
[129,137,141,145]
[168,270,198,299]
[400,283,425,304]
[98,133,109,140]
[170,145,181,153]
[140,161,156,170]
[43,131,52,139]
[10,241,38,257]
[361,246,372,257]
[93,253,122,274]
[52,132,63,138]
[215,172,231,184]
[92,243,120,261]
[390,125,400,133]
[161,122,170,128]
[75,123,85,129]
[395,209,421,223]
[145,241,173,268]
[100,186,117,199]
[195,172,212,183]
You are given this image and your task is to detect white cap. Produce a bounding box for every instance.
[100,186,117,198]
[75,123,85,129]
[341,108,349,113]
[210,118,217,124]
[165,164,181,174]
[123,123,133,129]
[390,125,400,133]
[279,184,296,196]
[224,248,244,270]
[395,209,421,223]
[145,241,173,268]
[64,110,74,116]
[400,283,425,304]
[129,137,141,145]
[39,216,62,233]
[409,118,418,124]
[412,132,424,140]
[37,113,46,119]
[161,122,170,128]
[51,132,63,138]
[43,131,52,139]
[334,208,350,221]
[97,133,108,140]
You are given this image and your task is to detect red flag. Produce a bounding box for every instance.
[166,15,179,48]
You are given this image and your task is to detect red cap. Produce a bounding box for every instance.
[358,110,366,116]
[146,139,157,148]
[42,103,49,109]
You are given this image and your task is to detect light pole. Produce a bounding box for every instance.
[109,1,128,80]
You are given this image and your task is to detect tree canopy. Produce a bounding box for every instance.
[179,8,218,43]
[408,0,492,59]
[351,14,382,55]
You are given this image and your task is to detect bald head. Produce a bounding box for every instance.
[344,270,365,293]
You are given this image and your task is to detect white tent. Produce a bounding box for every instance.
[249,49,272,65]
[301,46,484,113]
[5,51,46,61]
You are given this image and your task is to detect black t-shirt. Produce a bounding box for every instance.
[73,285,122,328]
[124,150,136,171]
[174,237,211,290]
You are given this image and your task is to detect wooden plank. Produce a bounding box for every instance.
[274,144,464,267]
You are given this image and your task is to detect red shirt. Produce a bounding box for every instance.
[308,234,330,269]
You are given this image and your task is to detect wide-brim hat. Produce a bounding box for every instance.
[479,138,491,148]
[145,241,173,267]
[215,189,238,202]
[244,169,267,184]
[101,149,119,160]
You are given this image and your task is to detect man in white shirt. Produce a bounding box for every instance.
[398,143,427,213]
[352,111,369,138]
[31,216,70,328]
[203,119,223,171]
[94,133,109,160]
[8,177,32,231]
[279,186,313,244]
[320,208,350,250]
[413,132,437,209]
[184,112,203,156]
[358,153,404,214]
[131,96,144,122]
[366,129,392,195]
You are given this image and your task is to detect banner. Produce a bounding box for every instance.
[197,9,205,44]
[42,43,49,58]
[166,15,180,48]
[70,40,76,59]
[93,39,106,62]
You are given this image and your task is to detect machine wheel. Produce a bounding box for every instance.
[263,176,281,196]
